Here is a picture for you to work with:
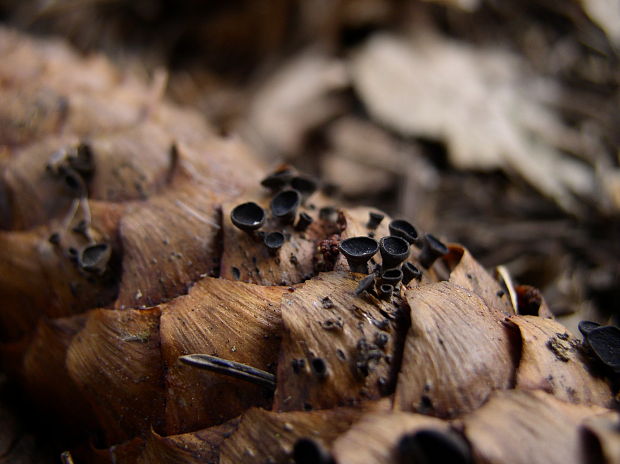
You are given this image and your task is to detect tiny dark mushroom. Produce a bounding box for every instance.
[293,438,334,464]
[402,262,422,285]
[379,268,403,288]
[396,429,472,464]
[339,236,379,274]
[295,212,313,231]
[418,234,449,269]
[271,189,301,225]
[366,212,385,230]
[378,283,393,300]
[291,175,318,200]
[63,168,87,197]
[586,326,620,373]
[379,236,410,270]
[578,320,601,339]
[231,202,265,233]
[264,231,285,255]
[260,167,294,191]
[388,219,420,245]
[78,243,111,274]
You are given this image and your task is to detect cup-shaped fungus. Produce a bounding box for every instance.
[264,231,285,255]
[418,234,449,269]
[367,212,385,230]
[401,262,422,285]
[339,236,379,274]
[78,243,111,274]
[290,176,318,201]
[585,325,620,373]
[380,268,403,288]
[578,320,600,338]
[231,202,265,233]
[388,219,420,246]
[295,212,313,232]
[378,283,394,300]
[260,168,294,191]
[379,236,410,270]
[271,189,301,225]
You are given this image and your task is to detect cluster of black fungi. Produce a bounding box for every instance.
[341,215,448,299]
[230,168,450,296]
[230,168,318,253]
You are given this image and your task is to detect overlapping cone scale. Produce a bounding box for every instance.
[0,27,616,464]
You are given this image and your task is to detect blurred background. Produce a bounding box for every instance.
[1,0,618,331]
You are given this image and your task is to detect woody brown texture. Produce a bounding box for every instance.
[0,28,617,464]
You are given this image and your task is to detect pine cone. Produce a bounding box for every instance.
[0,28,617,464]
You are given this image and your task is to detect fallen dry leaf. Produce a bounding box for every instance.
[351,32,595,213]
[245,51,348,158]
[580,0,620,46]
[321,117,412,197]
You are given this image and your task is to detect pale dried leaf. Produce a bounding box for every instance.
[580,0,620,46]
[246,51,348,157]
[351,33,595,213]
